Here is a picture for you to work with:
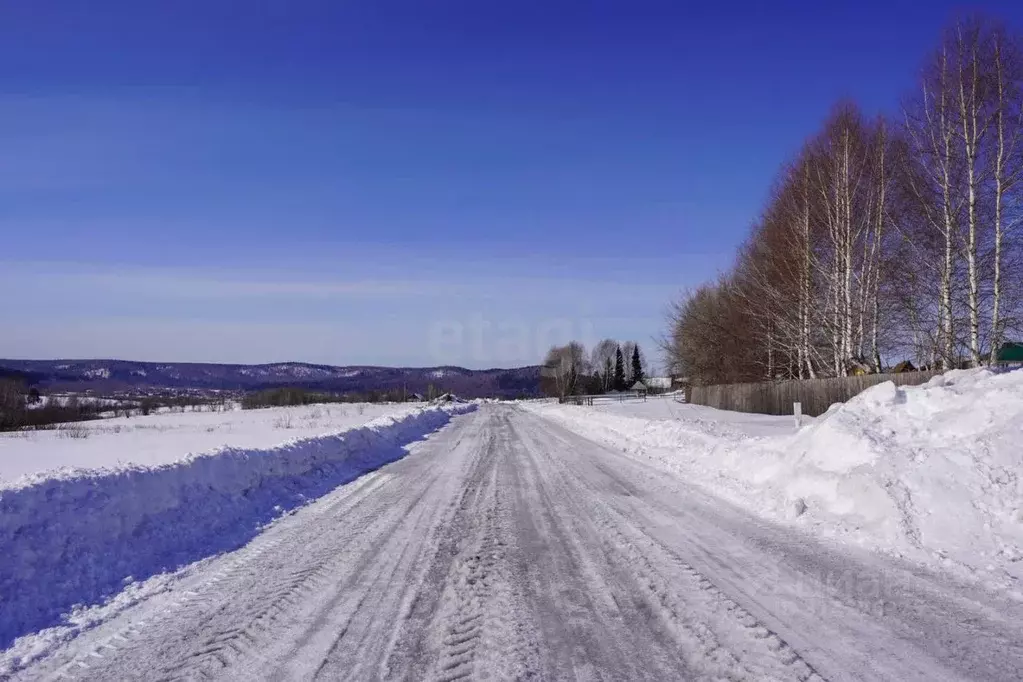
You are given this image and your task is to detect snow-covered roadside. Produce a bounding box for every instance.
[0,402,421,484]
[0,403,476,649]
[522,369,1023,594]
[552,394,805,439]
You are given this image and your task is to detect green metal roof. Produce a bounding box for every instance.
[995,342,1023,362]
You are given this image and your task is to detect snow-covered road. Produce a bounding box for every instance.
[16,406,1023,681]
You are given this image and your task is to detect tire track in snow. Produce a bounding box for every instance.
[312,496,439,681]
[512,411,824,682]
[299,416,500,681]
[431,510,500,682]
[46,471,395,681]
[51,538,289,682]
[160,473,433,681]
[503,412,695,680]
[378,426,498,680]
[426,420,502,682]
[377,412,538,682]
[521,414,829,680]
[596,503,826,682]
[366,411,533,682]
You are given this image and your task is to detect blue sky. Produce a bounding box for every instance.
[3,1,1021,368]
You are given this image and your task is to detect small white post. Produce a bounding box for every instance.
[793,402,802,429]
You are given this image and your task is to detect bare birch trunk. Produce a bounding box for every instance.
[957,28,984,367]
[801,166,817,379]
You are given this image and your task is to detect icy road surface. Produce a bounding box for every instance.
[18,406,1023,681]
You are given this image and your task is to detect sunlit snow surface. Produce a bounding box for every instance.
[0,403,475,650]
[525,368,1023,593]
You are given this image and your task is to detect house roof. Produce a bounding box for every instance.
[996,342,1023,362]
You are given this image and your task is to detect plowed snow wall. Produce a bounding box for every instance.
[0,404,475,648]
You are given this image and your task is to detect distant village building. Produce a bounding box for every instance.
[995,342,1023,366]
[846,358,872,376]
[431,392,465,404]
[891,360,916,374]
[645,377,672,390]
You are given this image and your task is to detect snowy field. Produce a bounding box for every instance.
[0,402,415,485]
[524,369,1023,595]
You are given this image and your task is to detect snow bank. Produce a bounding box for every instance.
[551,395,802,439]
[0,404,475,648]
[0,402,418,484]
[525,369,1023,591]
[775,369,1023,578]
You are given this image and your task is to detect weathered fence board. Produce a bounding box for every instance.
[686,370,943,417]
[560,392,650,406]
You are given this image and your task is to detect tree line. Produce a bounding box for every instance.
[0,379,243,430]
[666,16,1023,386]
[0,379,105,431]
[541,340,647,398]
[241,386,428,409]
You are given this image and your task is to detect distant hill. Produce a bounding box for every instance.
[0,359,541,399]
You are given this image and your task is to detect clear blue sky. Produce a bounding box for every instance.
[3,1,1021,369]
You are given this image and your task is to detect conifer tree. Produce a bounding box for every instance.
[631,344,644,385]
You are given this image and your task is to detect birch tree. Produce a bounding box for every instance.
[953,21,995,366]
[665,13,1023,385]
[902,41,965,369]
[989,25,1023,360]
[540,343,588,398]
[590,339,619,393]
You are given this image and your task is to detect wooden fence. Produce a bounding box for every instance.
[686,370,943,417]
[560,392,650,406]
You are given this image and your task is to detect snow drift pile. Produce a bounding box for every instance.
[0,402,427,484]
[526,369,1023,590]
[0,403,475,648]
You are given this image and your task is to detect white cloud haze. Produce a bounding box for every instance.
[1,262,689,368]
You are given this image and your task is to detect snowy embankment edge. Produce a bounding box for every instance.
[519,371,1023,595]
[0,403,476,649]
[517,399,914,558]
